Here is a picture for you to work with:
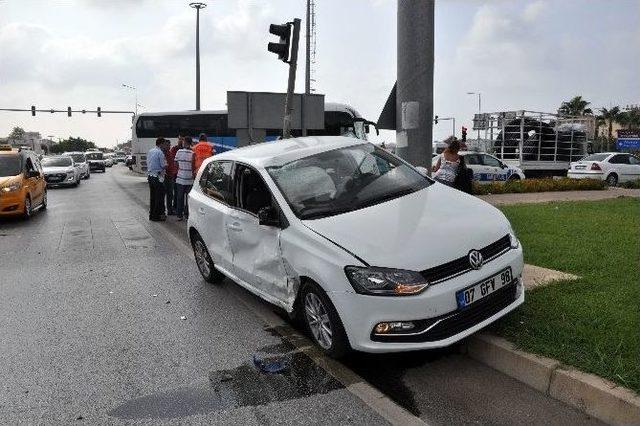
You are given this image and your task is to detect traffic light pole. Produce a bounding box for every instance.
[282,19,301,139]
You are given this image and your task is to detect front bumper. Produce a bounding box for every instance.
[567,171,604,180]
[329,246,524,353]
[45,175,76,186]
[0,190,25,216]
[89,162,105,171]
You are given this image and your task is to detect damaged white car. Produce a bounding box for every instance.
[188,136,524,357]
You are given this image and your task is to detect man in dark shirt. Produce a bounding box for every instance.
[163,137,180,215]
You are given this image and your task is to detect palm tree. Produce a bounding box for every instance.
[599,106,621,151]
[618,107,640,129]
[558,96,593,116]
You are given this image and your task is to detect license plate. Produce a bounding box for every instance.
[456,268,513,308]
[575,165,586,170]
[48,177,61,182]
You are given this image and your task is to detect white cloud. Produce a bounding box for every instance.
[523,0,546,22]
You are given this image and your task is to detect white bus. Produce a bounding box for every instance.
[130,102,375,173]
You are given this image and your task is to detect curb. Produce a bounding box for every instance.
[466,334,640,425]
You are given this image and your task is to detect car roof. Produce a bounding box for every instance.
[212,136,368,168]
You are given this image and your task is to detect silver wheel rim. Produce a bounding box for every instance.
[25,198,31,216]
[304,292,333,349]
[194,240,211,277]
[43,192,47,207]
[607,175,616,185]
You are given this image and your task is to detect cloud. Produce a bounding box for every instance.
[523,1,547,22]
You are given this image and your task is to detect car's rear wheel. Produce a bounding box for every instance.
[301,281,350,358]
[23,196,32,219]
[191,234,224,284]
[509,175,521,181]
[606,173,618,186]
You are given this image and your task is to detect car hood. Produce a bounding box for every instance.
[301,183,512,271]
[43,166,73,173]
[0,175,20,186]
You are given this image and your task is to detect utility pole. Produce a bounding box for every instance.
[302,0,311,137]
[190,2,207,111]
[122,84,138,115]
[467,91,482,142]
[283,19,301,139]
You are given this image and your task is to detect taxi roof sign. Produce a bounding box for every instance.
[0,144,14,151]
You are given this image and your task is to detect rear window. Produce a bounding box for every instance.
[0,155,21,177]
[86,152,103,160]
[581,154,609,162]
[69,154,86,163]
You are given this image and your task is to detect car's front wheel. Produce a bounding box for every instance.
[191,234,224,284]
[300,281,350,358]
[606,173,618,186]
[41,191,47,210]
[23,196,32,219]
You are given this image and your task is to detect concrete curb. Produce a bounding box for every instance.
[466,334,640,425]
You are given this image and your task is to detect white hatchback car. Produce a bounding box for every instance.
[432,151,525,183]
[188,137,524,357]
[568,152,640,185]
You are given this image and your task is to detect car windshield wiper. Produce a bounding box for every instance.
[298,205,354,220]
[355,187,417,209]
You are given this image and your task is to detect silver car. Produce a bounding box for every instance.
[42,155,82,187]
[65,152,91,179]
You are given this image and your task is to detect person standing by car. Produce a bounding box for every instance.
[168,135,184,213]
[147,138,168,221]
[432,137,461,187]
[163,138,179,215]
[174,137,196,221]
[192,133,213,173]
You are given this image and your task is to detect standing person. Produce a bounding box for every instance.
[174,137,196,221]
[147,138,168,221]
[432,137,461,187]
[192,133,214,173]
[163,137,181,215]
[168,135,184,213]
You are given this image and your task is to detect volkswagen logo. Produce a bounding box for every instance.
[468,250,484,270]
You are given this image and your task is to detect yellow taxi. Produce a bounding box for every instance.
[0,145,47,218]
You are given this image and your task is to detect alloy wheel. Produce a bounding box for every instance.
[194,240,211,277]
[304,292,333,349]
[24,197,32,218]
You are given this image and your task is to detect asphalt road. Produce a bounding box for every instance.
[0,165,604,425]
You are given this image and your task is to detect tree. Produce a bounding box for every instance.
[8,127,26,141]
[558,96,593,116]
[618,107,640,130]
[49,137,97,154]
[598,106,621,151]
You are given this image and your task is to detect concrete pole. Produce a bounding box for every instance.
[302,0,311,137]
[195,7,201,111]
[396,0,434,168]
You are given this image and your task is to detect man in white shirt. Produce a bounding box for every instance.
[174,137,196,220]
[146,138,169,221]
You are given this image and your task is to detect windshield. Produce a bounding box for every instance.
[42,157,72,167]
[86,152,103,160]
[267,144,431,220]
[0,156,21,177]
[69,154,86,163]
[581,153,609,162]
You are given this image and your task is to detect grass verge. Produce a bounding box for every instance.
[472,178,606,195]
[490,197,640,393]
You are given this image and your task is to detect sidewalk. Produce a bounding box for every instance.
[479,187,640,206]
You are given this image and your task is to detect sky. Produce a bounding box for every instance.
[0,0,639,148]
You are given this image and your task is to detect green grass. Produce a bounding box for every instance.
[490,197,640,393]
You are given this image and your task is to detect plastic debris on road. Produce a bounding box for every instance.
[252,353,289,374]
[180,316,187,320]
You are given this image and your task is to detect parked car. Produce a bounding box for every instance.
[125,155,135,169]
[85,151,106,172]
[432,151,525,183]
[113,151,126,163]
[42,155,81,187]
[64,152,90,179]
[187,136,524,357]
[0,144,47,218]
[104,154,114,167]
[568,152,640,185]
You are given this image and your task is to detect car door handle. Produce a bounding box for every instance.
[198,207,206,215]
[228,222,242,232]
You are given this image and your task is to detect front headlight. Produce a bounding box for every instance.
[1,182,21,192]
[509,230,520,249]
[345,266,429,296]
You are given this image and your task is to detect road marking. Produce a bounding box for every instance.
[112,168,428,425]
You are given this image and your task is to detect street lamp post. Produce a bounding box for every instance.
[122,84,138,116]
[190,2,207,111]
[467,91,482,141]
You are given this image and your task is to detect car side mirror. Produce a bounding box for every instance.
[415,166,429,177]
[258,206,280,227]
[27,170,39,178]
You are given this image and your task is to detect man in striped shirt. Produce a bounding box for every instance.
[174,137,196,221]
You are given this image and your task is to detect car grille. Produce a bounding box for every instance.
[371,282,518,343]
[45,173,66,182]
[420,235,511,284]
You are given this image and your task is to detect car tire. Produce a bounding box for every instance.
[191,234,225,284]
[300,281,350,358]
[23,195,32,219]
[509,175,521,181]
[606,173,618,186]
[41,191,47,210]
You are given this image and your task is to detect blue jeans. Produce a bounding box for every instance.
[176,184,192,218]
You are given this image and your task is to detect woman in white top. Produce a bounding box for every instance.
[174,137,196,220]
[432,137,461,186]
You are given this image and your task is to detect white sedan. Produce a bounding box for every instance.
[188,136,524,357]
[568,152,640,185]
[432,151,526,183]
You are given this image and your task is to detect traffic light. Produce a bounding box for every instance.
[434,115,438,125]
[67,107,72,117]
[97,107,101,117]
[267,23,292,62]
[461,126,467,142]
[31,106,36,116]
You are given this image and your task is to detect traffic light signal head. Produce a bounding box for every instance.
[461,126,467,142]
[268,23,291,62]
[434,115,439,125]
[31,106,36,116]
[97,107,101,117]
[67,106,72,117]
